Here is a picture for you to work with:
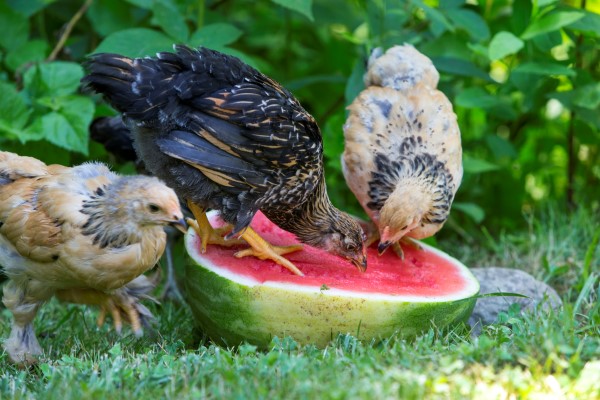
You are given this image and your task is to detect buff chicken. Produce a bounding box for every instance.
[82,45,367,275]
[342,44,463,257]
[0,151,186,365]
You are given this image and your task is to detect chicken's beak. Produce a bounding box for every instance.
[171,218,188,234]
[378,240,392,255]
[351,251,368,273]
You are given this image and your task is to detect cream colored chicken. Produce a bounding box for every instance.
[342,45,462,257]
[0,151,186,366]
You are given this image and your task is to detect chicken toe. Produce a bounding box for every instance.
[187,202,245,252]
[235,227,304,276]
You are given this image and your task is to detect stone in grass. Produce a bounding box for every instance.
[469,267,562,336]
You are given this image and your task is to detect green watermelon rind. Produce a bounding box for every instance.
[184,228,479,348]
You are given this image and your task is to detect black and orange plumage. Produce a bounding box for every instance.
[82,45,366,275]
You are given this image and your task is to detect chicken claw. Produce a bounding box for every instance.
[235,227,304,276]
[187,202,245,252]
[391,237,423,260]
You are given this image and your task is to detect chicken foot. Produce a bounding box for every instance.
[187,202,245,253]
[235,227,304,276]
[2,281,44,366]
[187,202,304,275]
[360,219,422,259]
[55,283,155,337]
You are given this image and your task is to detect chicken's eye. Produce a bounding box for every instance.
[148,204,161,213]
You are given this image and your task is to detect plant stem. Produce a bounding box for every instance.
[47,0,93,61]
[567,0,586,211]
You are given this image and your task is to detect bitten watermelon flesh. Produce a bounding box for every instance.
[184,212,479,348]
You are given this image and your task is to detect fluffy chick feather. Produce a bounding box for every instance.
[342,44,462,254]
[0,151,185,366]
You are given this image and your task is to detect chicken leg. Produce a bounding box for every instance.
[186,202,245,253]
[2,281,44,366]
[361,219,422,259]
[187,202,304,275]
[234,227,304,276]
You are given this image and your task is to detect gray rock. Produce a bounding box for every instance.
[469,267,562,336]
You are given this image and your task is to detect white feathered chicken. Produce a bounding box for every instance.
[342,45,462,257]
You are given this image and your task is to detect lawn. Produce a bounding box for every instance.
[1,206,598,399]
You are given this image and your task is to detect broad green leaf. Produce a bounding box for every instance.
[462,157,501,173]
[124,0,152,8]
[345,60,365,106]
[423,5,454,37]
[431,57,491,81]
[87,0,141,37]
[485,135,517,159]
[23,62,84,98]
[0,81,31,136]
[153,0,189,42]
[93,28,175,58]
[6,0,56,16]
[521,11,585,40]
[488,31,524,60]
[24,96,94,155]
[271,0,314,21]
[5,40,48,72]
[0,3,29,51]
[446,9,490,41]
[455,87,502,109]
[189,23,243,48]
[567,9,600,37]
[513,62,575,77]
[452,202,485,223]
[550,84,600,110]
[511,0,532,35]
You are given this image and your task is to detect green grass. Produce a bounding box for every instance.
[1,206,599,399]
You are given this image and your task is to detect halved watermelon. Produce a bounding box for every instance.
[184,212,479,348]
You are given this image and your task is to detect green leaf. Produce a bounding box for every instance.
[488,31,524,60]
[87,0,141,37]
[124,0,152,8]
[452,202,485,223]
[6,0,56,16]
[189,23,243,48]
[5,40,48,72]
[513,62,575,77]
[271,0,314,21]
[550,84,600,110]
[511,0,532,35]
[0,81,31,136]
[455,88,502,109]
[0,2,29,51]
[521,11,585,40]
[446,9,490,41]
[344,60,365,106]
[153,0,189,42]
[23,62,84,98]
[93,28,175,58]
[24,96,94,155]
[431,57,491,81]
[485,135,517,159]
[567,10,600,37]
[462,157,501,173]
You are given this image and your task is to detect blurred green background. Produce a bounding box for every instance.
[0,0,598,242]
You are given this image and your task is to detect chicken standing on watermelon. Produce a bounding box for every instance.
[82,45,367,276]
[342,44,463,258]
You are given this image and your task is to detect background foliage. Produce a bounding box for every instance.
[0,0,598,239]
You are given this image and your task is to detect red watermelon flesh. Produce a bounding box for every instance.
[194,211,471,298]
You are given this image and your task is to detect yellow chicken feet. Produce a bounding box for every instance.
[96,297,143,336]
[235,227,304,276]
[390,237,423,260]
[187,202,245,253]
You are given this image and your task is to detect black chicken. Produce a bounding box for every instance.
[82,45,366,275]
